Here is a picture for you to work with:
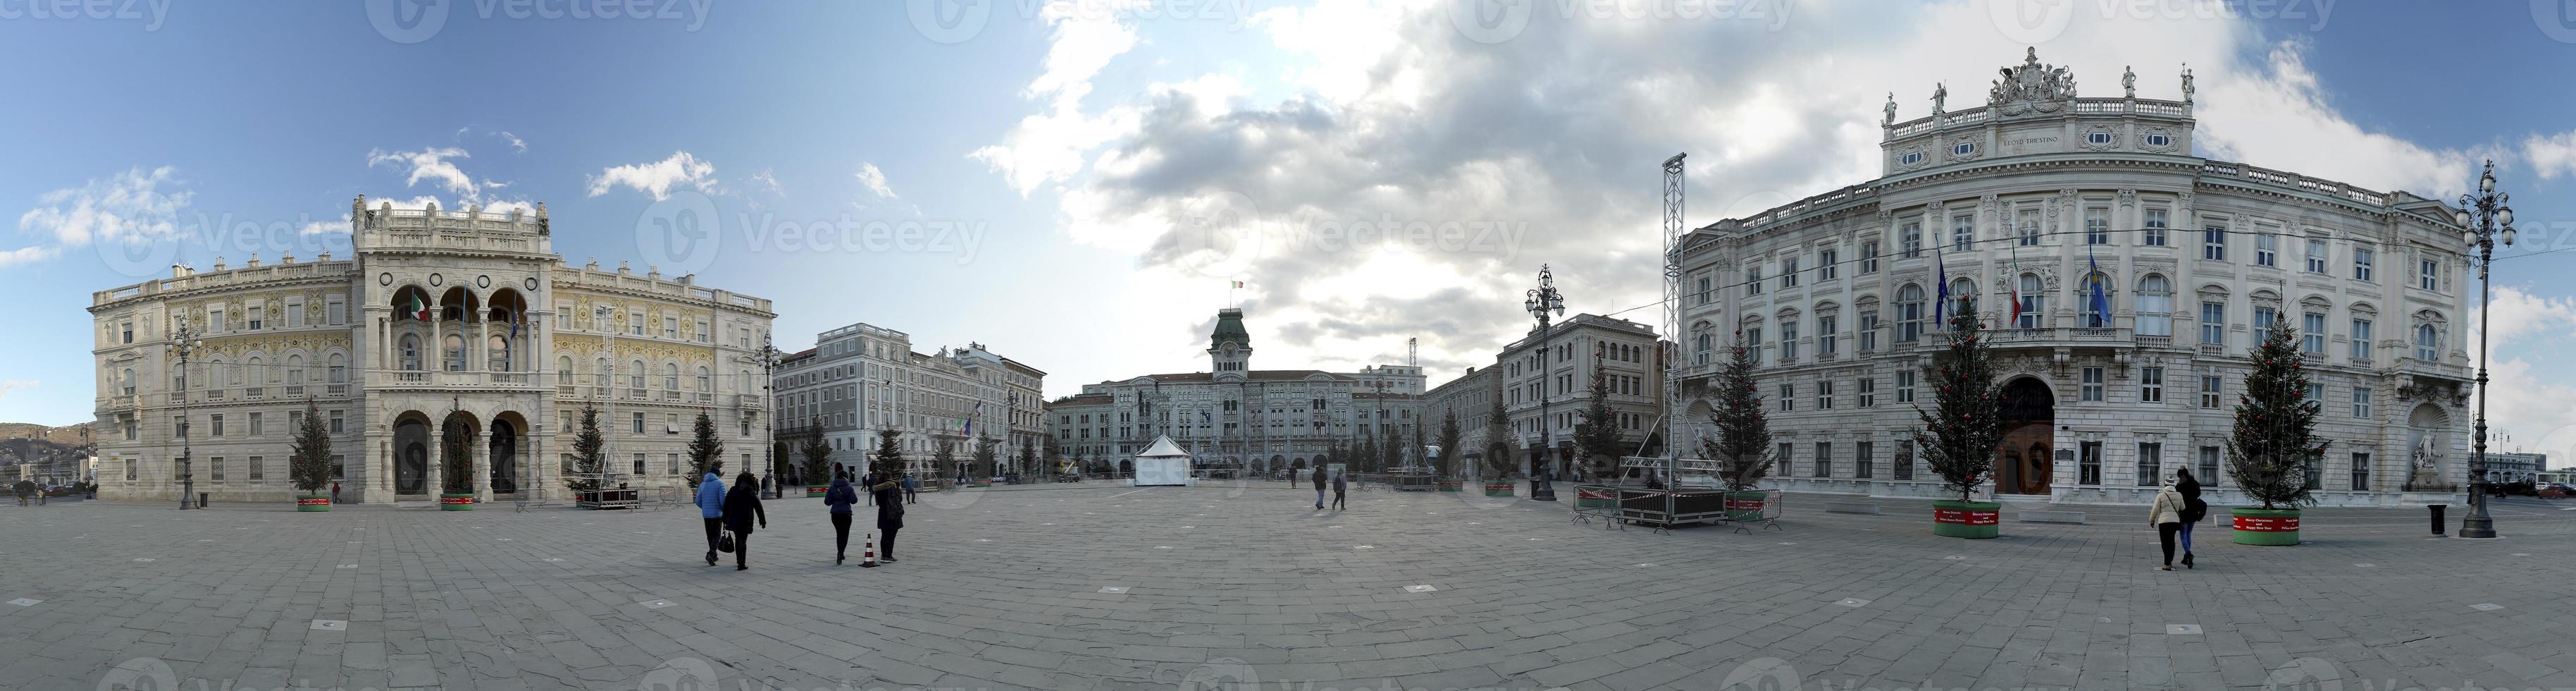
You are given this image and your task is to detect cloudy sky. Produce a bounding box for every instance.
[6,1,2576,457]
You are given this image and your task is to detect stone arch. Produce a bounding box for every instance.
[392,410,434,496]
[1996,376,2056,494]
[490,411,529,495]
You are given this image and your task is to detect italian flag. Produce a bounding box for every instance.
[410,293,428,321]
[1231,281,1245,288]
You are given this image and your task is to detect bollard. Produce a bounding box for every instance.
[197,492,209,508]
[2428,504,2446,536]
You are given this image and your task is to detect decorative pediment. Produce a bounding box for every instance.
[1987,47,2079,117]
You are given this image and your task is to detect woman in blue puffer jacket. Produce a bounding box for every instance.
[824,472,858,564]
[696,472,726,566]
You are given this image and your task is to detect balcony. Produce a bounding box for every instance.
[376,369,552,391]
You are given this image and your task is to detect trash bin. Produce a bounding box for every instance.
[197,492,209,508]
[2427,504,2446,536]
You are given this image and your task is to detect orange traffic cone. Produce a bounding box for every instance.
[860,533,879,568]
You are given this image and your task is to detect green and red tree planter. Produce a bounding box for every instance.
[289,400,336,512]
[1915,300,2007,539]
[1702,332,1777,523]
[2215,316,2328,546]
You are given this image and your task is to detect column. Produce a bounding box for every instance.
[471,429,490,501]
[423,438,442,499]
[430,315,442,373]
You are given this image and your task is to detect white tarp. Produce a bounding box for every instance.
[1131,436,1194,487]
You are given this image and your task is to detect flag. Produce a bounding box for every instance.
[2086,246,2110,327]
[2007,244,2023,327]
[504,312,521,367]
[1232,281,1245,288]
[1933,247,1949,330]
[409,293,428,321]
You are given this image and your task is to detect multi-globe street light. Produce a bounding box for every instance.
[2453,160,2515,539]
[1524,264,1565,501]
[173,317,204,510]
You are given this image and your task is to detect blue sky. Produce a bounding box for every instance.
[5,1,2576,455]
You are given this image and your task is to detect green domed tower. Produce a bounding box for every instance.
[1209,308,1252,374]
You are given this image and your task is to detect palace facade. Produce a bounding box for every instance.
[1672,50,2476,506]
[89,197,775,504]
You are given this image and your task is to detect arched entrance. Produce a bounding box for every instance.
[393,412,431,495]
[489,415,523,494]
[1995,377,2055,494]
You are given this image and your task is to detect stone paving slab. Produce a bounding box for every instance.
[1,487,2571,690]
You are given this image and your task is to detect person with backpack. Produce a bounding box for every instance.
[869,471,905,563]
[2148,474,2188,572]
[695,472,726,566]
[2175,467,2207,569]
[720,471,767,570]
[1331,470,1347,510]
[1313,465,1327,510]
[824,471,859,565]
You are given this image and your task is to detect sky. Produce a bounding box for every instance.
[4,0,2576,458]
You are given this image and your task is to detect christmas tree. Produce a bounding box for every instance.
[1575,360,1624,477]
[685,410,724,480]
[1016,441,1039,477]
[1482,385,1514,479]
[288,400,333,495]
[1914,297,2003,501]
[440,415,473,494]
[932,436,958,478]
[1436,408,1463,479]
[568,404,604,494]
[1700,332,1773,492]
[872,429,905,476]
[2225,315,2328,509]
[974,436,999,477]
[798,424,831,484]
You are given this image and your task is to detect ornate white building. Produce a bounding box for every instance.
[1047,308,1425,473]
[1425,313,1664,478]
[89,197,775,504]
[773,322,1046,478]
[1673,50,2475,506]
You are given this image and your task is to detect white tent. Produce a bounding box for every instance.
[1131,436,1195,487]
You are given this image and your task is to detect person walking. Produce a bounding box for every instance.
[2175,467,2206,569]
[330,482,341,505]
[1313,465,1327,510]
[721,471,767,570]
[695,472,728,565]
[1331,470,1347,510]
[824,471,860,565]
[862,470,877,506]
[869,471,905,563]
[903,473,919,504]
[2148,475,2188,572]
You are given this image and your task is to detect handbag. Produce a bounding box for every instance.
[716,532,736,553]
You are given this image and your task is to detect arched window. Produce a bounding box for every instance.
[594,358,612,394]
[1692,322,1714,365]
[1897,284,1925,343]
[286,354,305,386]
[696,365,711,393]
[2136,274,2173,336]
[328,353,347,384]
[2017,274,2045,329]
[400,333,423,371]
[630,360,646,390]
[663,363,679,390]
[2415,324,2439,361]
[557,355,574,387]
[1949,277,1977,320]
[2079,271,2113,328]
[120,368,135,396]
[244,355,264,384]
[487,335,510,372]
[442,334,466,372]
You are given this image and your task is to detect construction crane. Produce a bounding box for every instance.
[1659,153,1686,461]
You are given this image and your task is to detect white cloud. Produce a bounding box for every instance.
[855,163,898,200]
[979,0,2521,391]
[0,379,34,400]
[750,169,784,197]
[5,166,192,266]
[497,130,527,154]
[0,245,55,267]
[366,147,480,197]
[584,151,720,200]
[2525,130,2576,180]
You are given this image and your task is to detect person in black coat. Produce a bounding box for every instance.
[2175,467,2207,568]
[721,471,768,570]
[824,472,859,565]
[869,472,905,563]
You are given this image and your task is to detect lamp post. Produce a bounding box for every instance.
[173,317,204,510]
[1525,264,1565,501]
[758,332,781,499]
[2453,160,2514,539]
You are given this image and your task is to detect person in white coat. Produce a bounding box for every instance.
[2148,478,2188,572]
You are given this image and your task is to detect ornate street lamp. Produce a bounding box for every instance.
[1525,264,1566,501]
[759,331,781,499]
[2453,160,2515,539]
[173,317,204,510]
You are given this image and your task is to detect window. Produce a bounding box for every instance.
[2303,312,2326,354]
[2255,233,2277,267]
[1778,320,1798,362]
[1816,381,1834,410]
[1950,215,1973,252]
[2137,443,2162,486]
[2080,367,2104,402]
[120,322,132,343]
[2143,209,2169,246]
[2084,207,2109,245]
[1695,276,1711,305]
[1950,277,1978,319]
[2202,227,2227,261]
[1819,250,1838,280]
[125,459,137,480]
[1901,151,1924,166]
[210,414,225,437]
[1860,242,1880,273]
[1897,285,1925,343]
[2200,302,2226,345]
[326,298,346,326]
[1856,441,1874,479]
[1745,327,1763,365]
[2306,383,2324,405]
[1895,371,1916,403]
[247,306,263,331]
[2350,319,2373,360]
[2144,133,2172,147]
[1893,440,1914,479]
[2353,248,2374,281]
[1901,222,1922,258]
[248,412,264,437]
[634,453,647,477]
[2017,274,2045,329]
[2141,367,2164,403]
[2253,306,2277,345]
[333,455,347,479]
[2136,275,2171,336]
[1746,264,1764,295]
[287,302,304,328]
[2351,452,2371,491]
[630,311,645,336]
[664,364,679,390]
[207,306,223,334]
[1817,315,1838,355]
[1953,141,1975,156]
[2352,386,2372,418]
[633,412,645,434]
[663,317,678,339]
[2198,446,2221,487]
[2013,208,2038,247]
[2081,272,2109,328]
[1692,327,1712,365]
[2415,324,2438,361]
[2420,259,2439,291]
[1858,377,1876,407]
[2079,441,2102,484]
[1780,257,1799,288]
[1777,384,1792,412]
[329,410,344,434]
[2087,130,2112,145]
[667,453,681,475]
[2306,240,2329,274]
[1814,442,1831,477]
[2200,376,2222,409]
[210,457,223,482]
[249,455,264,481]
[1777,442,1794,475]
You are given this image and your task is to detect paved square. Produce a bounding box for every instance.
[1,487,2571,690]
